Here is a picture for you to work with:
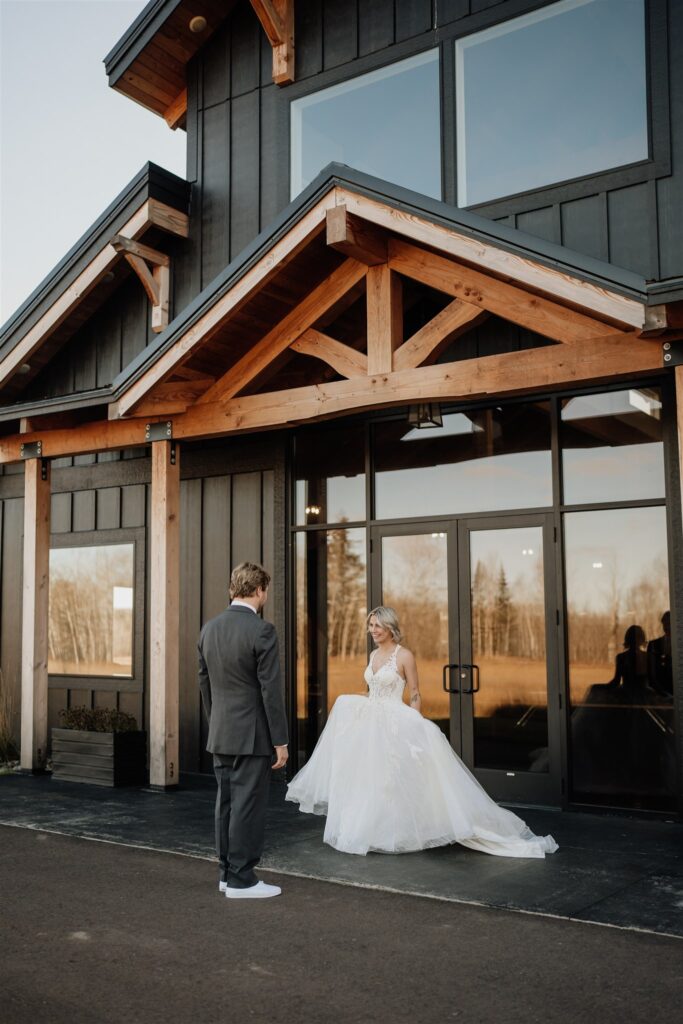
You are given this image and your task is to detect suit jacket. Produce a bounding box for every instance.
[198,605,288,756]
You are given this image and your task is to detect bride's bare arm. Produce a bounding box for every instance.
[401,649,422,714]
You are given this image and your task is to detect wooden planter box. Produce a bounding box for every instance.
[51,728,147,787]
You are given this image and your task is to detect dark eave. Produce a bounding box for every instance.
[0,388,112,425]
[111,163,671,401]
[104,0,233,125]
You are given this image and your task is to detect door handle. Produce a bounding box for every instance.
[442,663,461,694]
[461,664,480,694]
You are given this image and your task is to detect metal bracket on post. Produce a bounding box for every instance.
[663,341,683,367]
[20,440,42,459]
[145,421,173,442]
[170,442,177,466]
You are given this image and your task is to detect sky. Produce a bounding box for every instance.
[0,0,186,325]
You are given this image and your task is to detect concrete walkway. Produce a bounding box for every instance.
[1,773,682,939]
[1,824,682,1024]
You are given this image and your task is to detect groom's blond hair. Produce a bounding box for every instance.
[366,606,403,643]
[229,562,271,600]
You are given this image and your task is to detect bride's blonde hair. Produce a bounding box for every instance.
[366,606,403,643]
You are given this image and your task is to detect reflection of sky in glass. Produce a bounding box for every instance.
[470,527,544,594]
[376,451,552,519]
[561,388,664,504]
[296,474,365,524]
[291,50,441,199]
[564,507,669,615]
[456,0,648,205]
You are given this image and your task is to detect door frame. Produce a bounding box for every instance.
[370,513,564,807]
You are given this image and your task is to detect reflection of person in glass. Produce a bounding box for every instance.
[573,622,674,806]
[286,606,558,858]
[648,611,673,698]
[606,624,649,700]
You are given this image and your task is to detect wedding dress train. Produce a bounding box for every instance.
[286,646,559,858]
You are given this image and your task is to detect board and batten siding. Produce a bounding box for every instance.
[179,0,681,313]
[0,436,286,775]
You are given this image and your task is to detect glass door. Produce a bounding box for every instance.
[371,522,459,744]
[457,516,562,805]
[372,515,562,806]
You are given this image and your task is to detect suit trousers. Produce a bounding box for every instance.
[213,753,272,888]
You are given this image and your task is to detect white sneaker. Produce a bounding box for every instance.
[224,881,281,899]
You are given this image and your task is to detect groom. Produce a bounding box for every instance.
[198,562,288,899]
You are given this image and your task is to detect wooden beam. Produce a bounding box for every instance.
[196,258,367,404]
[112,192,337,418]
[0,333,663,464]
[291,329,368,378]
[388,239,622,346]
[149,440,180,789]
[0,198,188,391]
[336,187,649,330]
[326,206,387,266]
[109,377,214,419]
[164,87,187,129]
[367,264,402,375]
[112,237,171,334]
[20,458,51,772]
[249,0,294,85]
[111,236,171,267]
[394,299,488,371]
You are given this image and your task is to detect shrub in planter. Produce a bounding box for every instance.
[52,707,146,787]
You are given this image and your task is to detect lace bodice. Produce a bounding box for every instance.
[364,645,405,701]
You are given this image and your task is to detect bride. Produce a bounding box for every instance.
[286,606,558,858]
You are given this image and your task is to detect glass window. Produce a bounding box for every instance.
[295,424,366,525]
[455,0,648,206]
[296,529,367,763]
[561,388,664,504]
[291,50,441,200]
[374,403,552,519]
[564,507,675,810]
[49,544,135,677]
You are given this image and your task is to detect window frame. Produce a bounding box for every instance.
[443,0,670,215]
[47,527,145,692]
[289,44,443,202]
[285,0,669,217]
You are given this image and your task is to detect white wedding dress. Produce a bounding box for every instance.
[286,645,559,858]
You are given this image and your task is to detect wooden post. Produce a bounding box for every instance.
[149,440,180,789]
[20,458,51,771]
[367,265,402,375]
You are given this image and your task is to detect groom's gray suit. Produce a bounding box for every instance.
[198,604,288,889]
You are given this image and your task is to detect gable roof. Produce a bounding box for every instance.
[0,164,190,408]
[109,163,678,413]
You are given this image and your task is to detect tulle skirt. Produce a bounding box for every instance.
[286,694,559,858]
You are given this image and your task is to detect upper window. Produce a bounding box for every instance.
[455,0,648,207]
[290,50,441,201]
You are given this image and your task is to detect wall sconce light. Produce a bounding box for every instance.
[407,403,443,429]
[305,505,321,517]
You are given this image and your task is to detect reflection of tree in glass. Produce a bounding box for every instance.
[472,558,544,659]
[48,546,134,674]
[326,528,366,660]
[382,535,448,660]
[567,557,669,665]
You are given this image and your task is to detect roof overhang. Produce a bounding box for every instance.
[0,164,190,406]
[1,166,680,463]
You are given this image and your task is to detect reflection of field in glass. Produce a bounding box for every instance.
[296,656,616,720]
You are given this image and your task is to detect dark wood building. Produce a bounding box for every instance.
[1,0,681,816]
